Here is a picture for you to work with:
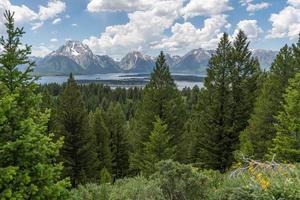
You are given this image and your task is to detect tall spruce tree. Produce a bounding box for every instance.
[240,44,298,159]
[192,32,260,171]
[267,73,300,162]
[130,51,186,172]
[105,103,129,179]
[0,11,69,199]
[192,33,233,172]
[91,108,112,173]
[55,74,98,187]
[230,30,261,138]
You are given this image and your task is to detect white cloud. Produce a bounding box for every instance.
[0,0,37,32]
[233,20,263,40]
[267,5,300,39]
[84,0,183,57]
[31,21,44,30]
[52,17,61,25]
[288,0,300,7]
[38,0,66,21]
[0,0,66,32]
[240,0,271,13]
[181,0,233,19]
[65,14,70,18]
[50,38,58,42]
[71,23,77,27]
[246,2,270,12]
[87,0,159,12]
[31,45,52,57]
[151,15,229,53]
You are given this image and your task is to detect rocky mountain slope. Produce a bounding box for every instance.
[34,41,278,75]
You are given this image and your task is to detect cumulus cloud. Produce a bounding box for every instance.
[52,18,61,25]
[84,0,183,56]
[181,0,233,19]
[38,0,66,21]
[0,0,37,32]
[71,23,77,27]
[31,45,52,57]
[287,0,300,7]
[87,0,159,12]
[267,3,300,39]
[240,0,271,13]
[233,20,263,40]
[151,15,229,53]
[0,0,66,32]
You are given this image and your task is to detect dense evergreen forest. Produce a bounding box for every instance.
[0,11,299,200]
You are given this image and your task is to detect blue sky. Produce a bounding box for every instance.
[1,0,300,58]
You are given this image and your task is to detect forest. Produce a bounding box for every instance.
[0,11,299,200]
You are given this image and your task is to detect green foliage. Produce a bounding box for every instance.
[268,73,300,162]
[100,168,112,184]
[55,74,99,187]
[105,103,129,179]
[152,160,210,200]
[0,10,69,199]
[68,183,111,200]
[193,32,260,171]
[130,51,186,172]
[209,161,300,200]
[91,108,112,172]
[109,176,164,200]
[240,45,298,159]
[141,117,175,175]
[69,177,163,200]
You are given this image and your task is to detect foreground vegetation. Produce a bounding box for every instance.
[0,11,299,199]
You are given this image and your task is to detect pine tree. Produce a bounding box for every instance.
[105,103,129,179]
[142,117,175,175]
[0,11,69,199]
[268,73,300,162]
[91,108,112,172]
[55,74,99,187]
[100,168,112,184]
[230,30,261,139]
[240,45,298,159]
[192,33,233,172]
[130,51,186,172]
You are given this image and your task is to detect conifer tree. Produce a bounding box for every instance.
[0,11,69,199]
[105,103,129,179]
[268,73,300,162]
[55,74,98,187]
[142,117,175,175]
[230,30,261,138]
[130,51,186,171]
[192,33,233,172]
[100,168,112,184]
[240,45,298,159]
[91,108,112,172]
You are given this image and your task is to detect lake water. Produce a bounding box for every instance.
[37,73,204,90]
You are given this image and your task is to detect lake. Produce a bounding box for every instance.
[37,73,205,90]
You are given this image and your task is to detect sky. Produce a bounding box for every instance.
[0,0,300,58]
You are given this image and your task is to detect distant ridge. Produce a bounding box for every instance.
[34,40,278,75]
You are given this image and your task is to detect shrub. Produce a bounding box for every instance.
[152,160,210,200]
[209,161,300,200]
[68,183,111,200]
[109,176,164,200]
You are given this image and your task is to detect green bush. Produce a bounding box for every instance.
[152,160,210,200]
[68,183,111,200]
[109,176,164,200]
[68,176,163,200]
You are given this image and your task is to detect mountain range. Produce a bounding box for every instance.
[34,40,278,75]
